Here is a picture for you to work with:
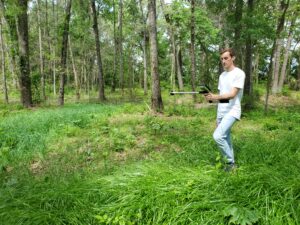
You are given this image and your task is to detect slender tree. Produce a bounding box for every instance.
[265,0,289,113]
[138,0,148,95]
[52,0,57,96]
[118,0,124,90]
[0,18,8,103]
[190,0,196,102]
[233,0,244,68]
[17,0,32,107]
[244,0,254,109]
[68,37,80,100]
[148,0,163,112]
[91,0,105,101]
[37,0,46,101]
[278,18,295,92]
[58,0,72,106]
[160,0,178,91]
[111,0,117,92]
[297,52,300,90]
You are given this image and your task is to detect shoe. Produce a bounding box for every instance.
[224,162,236,172]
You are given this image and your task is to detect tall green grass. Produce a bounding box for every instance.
[0,101,300,224]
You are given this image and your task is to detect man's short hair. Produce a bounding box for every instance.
[220,48,235,58]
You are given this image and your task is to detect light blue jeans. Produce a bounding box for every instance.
[213,114,237,164]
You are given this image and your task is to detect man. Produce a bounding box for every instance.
[205,48,245,171]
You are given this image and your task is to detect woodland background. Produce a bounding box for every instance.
[1,1,300,224]
[0,0,299,111]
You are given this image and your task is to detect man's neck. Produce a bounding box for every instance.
[225,65,235,72]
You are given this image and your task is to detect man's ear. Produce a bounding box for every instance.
[232,56,236,61]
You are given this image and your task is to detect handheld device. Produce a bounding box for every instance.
[170,84,229,103]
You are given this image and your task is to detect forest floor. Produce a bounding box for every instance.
[0,88,300,224]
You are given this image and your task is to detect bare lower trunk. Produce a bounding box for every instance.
[176,45,184,91]
[0,19,8,103]
[149,0,163,112]
[37,0,46,101]
[272,38,283,94]
[265,0,289,113]
[111,0,117,92]
[91,0,105,101]
[160,0,177,91]
[58,0,72,106]
[52,0,57,96]
[190,0,196,102]
[233,0,244,68]
[68,37,80,100]
[118,0,124,90]
[297,62,300,90]
[278,19,294,92]
[138,0,148,95]
[17,0,32,107]
[243,0,254,110]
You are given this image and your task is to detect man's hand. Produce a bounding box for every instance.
[204,93,218,102]
[204,87,240,102]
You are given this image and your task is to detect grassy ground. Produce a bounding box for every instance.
[0,89,300,224]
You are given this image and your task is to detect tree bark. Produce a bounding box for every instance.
[138,0,148,95]
[244,0,254,109]
[111,0,117,92]
[91,0,105,101]
[68,37,80,101]
[265,0,289,113]
[0,18,8,103]
[271,38,283,93]
[278,19,294,93]
[37,0,46,101]
[52,0,57,96]
[17,0,32,107]
[148,0,163,112]
[190,0,196,102]
[160,0,178,91]
[176,44,184,90]
[234,0,244,68]
[118,0,124,90]
[297,55,300,90]
[58,0,72,106]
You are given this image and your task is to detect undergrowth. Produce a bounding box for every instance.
[0,98,299,224]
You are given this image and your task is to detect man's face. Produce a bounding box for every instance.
[220,51,235,71]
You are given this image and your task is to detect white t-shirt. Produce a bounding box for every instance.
[217,67,245,120]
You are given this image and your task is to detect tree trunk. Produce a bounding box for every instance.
[265,0,289,113]
[91,0,105,101]
[37,0,46,101]
[0,18,8,103]
[118,0,124,90]
[272,38,283,93]
[111,0,117,92]
[17,0,32,107]
[278,19,294,93]
[234,0,243,68]
[68,37,80,101]
[160,0,177,91]
[244,0,254,109]
[176,44,184,90]
[128,45,134,97]
[148,0,163,112]
[297,57,300,90]
[0,0,19,89]
[139,0,148,95]
[253,53,259,84]
[52,0,57,96]
[190,0,196,102]
[58,0,72,106]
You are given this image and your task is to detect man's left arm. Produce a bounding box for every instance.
[205,87,239,101]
